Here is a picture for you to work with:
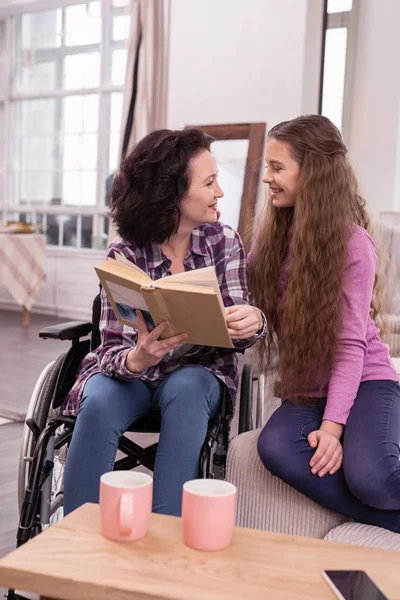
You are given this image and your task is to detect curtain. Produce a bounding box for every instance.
[108,0,171,242]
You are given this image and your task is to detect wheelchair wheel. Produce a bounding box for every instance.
[18,353,69,528]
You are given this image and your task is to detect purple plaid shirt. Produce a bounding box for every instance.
[63,222,265,417]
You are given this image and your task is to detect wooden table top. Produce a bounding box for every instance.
[0,503,398,600]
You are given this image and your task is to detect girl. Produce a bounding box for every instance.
[249,115,400,532]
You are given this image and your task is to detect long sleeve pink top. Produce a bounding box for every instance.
[319,225,397,424]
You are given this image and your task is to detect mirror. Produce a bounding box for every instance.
[186,123,266,251]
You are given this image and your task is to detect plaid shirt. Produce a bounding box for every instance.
[63,223,265,418]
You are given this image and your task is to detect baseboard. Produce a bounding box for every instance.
[0,299,91,321]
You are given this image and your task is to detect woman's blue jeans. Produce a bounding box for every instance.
[64,366,222,517]
[257,380,400,532]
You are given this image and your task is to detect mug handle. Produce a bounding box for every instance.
[119,492,134,536]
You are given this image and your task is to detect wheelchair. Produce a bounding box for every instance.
[9,294,260,600]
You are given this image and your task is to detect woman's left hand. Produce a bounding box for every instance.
[225,305,263,339]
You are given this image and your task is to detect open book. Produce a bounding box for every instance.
[94,252,234,348]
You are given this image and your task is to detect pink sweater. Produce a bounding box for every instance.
[319,226,397,424]
[250,225,398,425]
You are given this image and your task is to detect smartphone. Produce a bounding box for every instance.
[322,570,388,600]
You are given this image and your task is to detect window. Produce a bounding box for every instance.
[0,1,130,249]
[320,0,358,138]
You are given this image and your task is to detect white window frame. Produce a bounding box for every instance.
[320,0,359,142]
[0,0,128,250]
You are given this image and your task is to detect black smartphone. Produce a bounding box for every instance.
[322,570,388,600]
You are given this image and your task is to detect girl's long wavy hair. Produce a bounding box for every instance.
[248,115,386,399]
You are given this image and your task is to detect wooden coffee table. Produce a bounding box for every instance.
[0,503,398,600]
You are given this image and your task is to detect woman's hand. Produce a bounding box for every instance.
[225,305,263,339]
[126,311,188,373]
[308,421,344,477]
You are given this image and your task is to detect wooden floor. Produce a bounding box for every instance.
[0,310,71,421]
[0,310,73,598]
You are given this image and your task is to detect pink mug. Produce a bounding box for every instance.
[182,479,237,551]
[99,471,153,542]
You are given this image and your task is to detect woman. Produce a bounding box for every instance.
[249,115,400,532]
[63,127,265,517]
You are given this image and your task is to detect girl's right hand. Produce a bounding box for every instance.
[126,310,188,373]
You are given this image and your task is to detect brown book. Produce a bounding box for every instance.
[94,252,233,348]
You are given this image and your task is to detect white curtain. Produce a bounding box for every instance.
[109,0,171,242]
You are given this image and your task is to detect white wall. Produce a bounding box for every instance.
[167,0,309,130]
[348,0,400,216]
[167,0,312,224]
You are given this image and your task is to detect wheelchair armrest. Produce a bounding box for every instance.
[39,321,92,341]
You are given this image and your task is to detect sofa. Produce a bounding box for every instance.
[226,358,400,551]
[373,219,400,357]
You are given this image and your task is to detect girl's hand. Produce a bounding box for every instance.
[307,428,343,477]
[127,311,188,372]
[225,305,262,339]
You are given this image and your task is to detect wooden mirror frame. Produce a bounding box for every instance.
[186,122,266,251]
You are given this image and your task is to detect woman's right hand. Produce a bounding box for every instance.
[126,310,188,373]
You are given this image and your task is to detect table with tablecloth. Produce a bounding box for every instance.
[0,233,46,326]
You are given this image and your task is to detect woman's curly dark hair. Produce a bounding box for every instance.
[110,128,214,246]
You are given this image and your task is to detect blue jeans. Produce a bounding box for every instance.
[64,366,222,517]
[257,380,400,532]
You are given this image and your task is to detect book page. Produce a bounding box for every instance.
[106,281,155,330]
[158,267,225,312]
[95,261,154,329]
[113,251,149,276]
[103,258,151,286]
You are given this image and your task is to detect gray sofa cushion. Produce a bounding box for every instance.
[226,428,349,539]
[325,522,400,551]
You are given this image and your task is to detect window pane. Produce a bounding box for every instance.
[112,0,130,7]
[62,171,96,206]
[82,215,93,248]
[14,59,57,93]
[0,21,6,94]
[109,133,120,172]
[0,102,5,167]
[0,172,5,210]
[65,2,101,47]
[64,53,100,89]
[63,134,98,170]
[20,171,53,204]
[13,99,56,136]
[327,0,352,13]
[111,49,127,85]
[62,215,78,247]
[46,214,59,245]
[12,100,57,206]
[321,27,347,131]
[62,172,80,205]
[63,95,99,134]
[21,136,53,170]
[110,92,123,132]
[81,171,97,204]
[113,15,130,41]
[19,9,62,50]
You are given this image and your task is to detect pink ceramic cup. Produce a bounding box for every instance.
[182,479,237,551]
[99,471,153,542]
